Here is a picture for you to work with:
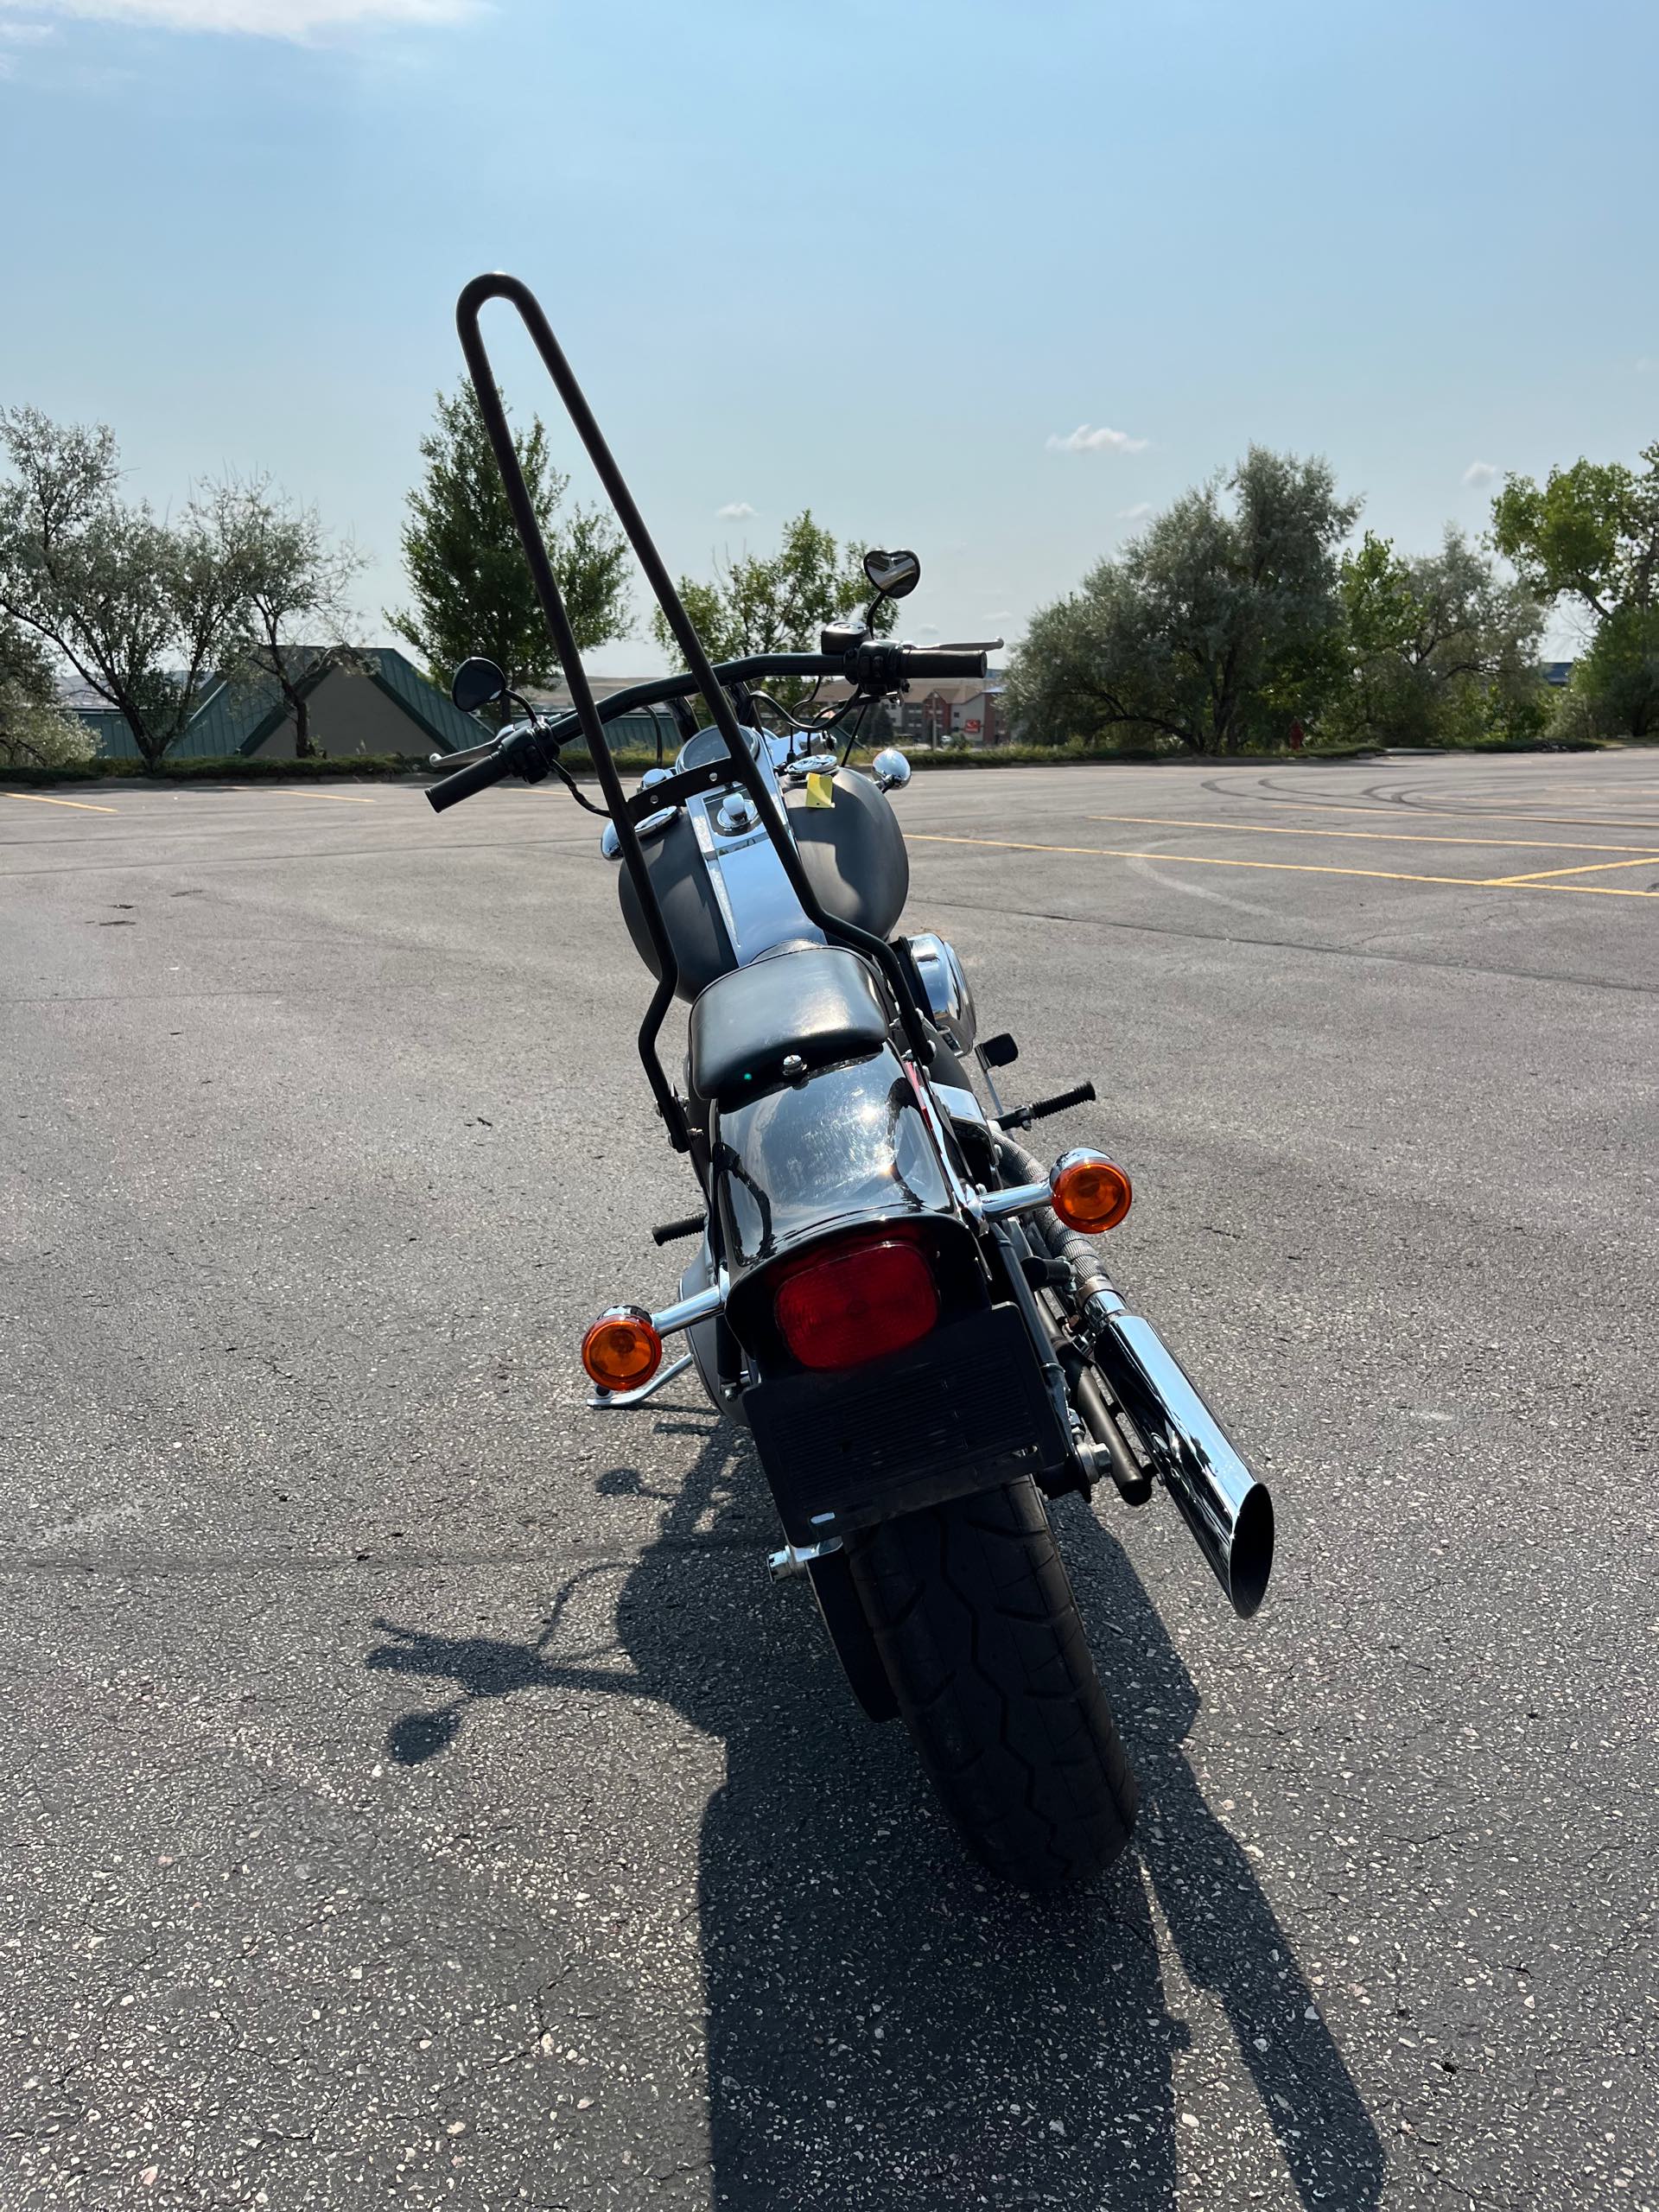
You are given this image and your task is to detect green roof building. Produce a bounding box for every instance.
[74,647,484,764]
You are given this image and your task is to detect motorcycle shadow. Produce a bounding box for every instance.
[367,1416,1384,2211]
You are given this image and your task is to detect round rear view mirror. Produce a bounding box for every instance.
[862,548,921,601]
[451,656,508,714]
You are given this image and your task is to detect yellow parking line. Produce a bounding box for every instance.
[3,791,118,814]
[915,833,1485,887]
[225,786,378,804]
[1484,855,1659,884]
[910,832,1659,899]
[1215,797,1659,833]
[1087,813,1654,856]
[1523,879,1659,898]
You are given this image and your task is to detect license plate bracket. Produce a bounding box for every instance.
[744,1303,1066,1544]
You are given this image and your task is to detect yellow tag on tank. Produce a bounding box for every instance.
[805,772,836,809]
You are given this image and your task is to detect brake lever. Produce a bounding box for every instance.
[428,735,498,771]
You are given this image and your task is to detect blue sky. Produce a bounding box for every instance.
[2,0,1655,670]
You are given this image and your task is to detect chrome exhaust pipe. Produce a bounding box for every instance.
[992,1127,1275,1618]
[1081,1289,1274,1619]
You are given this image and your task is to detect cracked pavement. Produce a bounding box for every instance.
[1,754,1655,2207]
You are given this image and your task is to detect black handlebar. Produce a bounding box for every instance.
[898,651,993,679]
[426,744,517,813]
[424,644,989,814]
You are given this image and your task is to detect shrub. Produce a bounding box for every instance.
[0,750,418,785]
[0,686,97,772]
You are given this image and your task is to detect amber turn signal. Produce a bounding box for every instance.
[582,1305,664,1391]
[1049,1150,1133,1235]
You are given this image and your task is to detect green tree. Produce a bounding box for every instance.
[1491,443,1659,735]
[389,383,631,702]
[1007,448,1358,753]
[0,407,248,769]
[194,476,368,760]
[1565,601,1659,740]
[1335,526,1544,745]
[0,611,93,771]
[651,511,893,706]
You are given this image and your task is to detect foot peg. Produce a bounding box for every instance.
[1000,1080,1096,1130]
[650,1213,705,1247]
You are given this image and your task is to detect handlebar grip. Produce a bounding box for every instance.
[900,650,989,679]
[426,745,512,813]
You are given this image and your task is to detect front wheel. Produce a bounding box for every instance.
[846,1478,1139,1891]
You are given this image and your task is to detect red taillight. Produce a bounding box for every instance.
[772,1229,939,1372]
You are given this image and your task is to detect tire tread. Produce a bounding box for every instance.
[847,1479,1138,1891]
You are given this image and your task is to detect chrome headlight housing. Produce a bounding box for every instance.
[908,931,976,1052]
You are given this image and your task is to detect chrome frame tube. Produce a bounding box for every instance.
[972,1178,1052,1223]
[587,1352,695,1410]
[650,1280,726,1337]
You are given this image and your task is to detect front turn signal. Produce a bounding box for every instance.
[1049,1149,1133,1235]
[582,1305,664,1391]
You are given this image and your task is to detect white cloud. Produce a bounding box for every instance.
[0,0,475,36]
[1636,357,1658,373]
[1046,423,1149,456]
[1116,501,1154,521]
[715,500,756,521]
[1462,460,1498,487]
[0,16,53,60]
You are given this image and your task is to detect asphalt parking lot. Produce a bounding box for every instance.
[3,751,1656,2209]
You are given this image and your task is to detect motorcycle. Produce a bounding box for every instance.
[424,275,1274,1892]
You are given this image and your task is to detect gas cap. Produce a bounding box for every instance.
[715,793,759,836]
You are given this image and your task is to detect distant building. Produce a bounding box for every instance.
[73,647,482,764]
[809,671,1008,747]
[524,664,1013,752]
[528,673,664,710]
[524,674,691,760]
[1542,662,1575,688]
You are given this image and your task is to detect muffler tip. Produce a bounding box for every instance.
[1227,1484,1275,1619]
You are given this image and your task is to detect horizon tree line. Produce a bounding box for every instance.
[1006,441,1659,754]
[2,388,1652,770]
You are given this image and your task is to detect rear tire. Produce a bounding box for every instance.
[846,1478,1138,1891]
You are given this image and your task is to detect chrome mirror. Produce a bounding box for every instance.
[872,747,912,792]
[450,656,507,714]
[862,549,920,601]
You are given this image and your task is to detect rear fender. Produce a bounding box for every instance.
[712,1046,1075,1542]
[710,1045,980,1346]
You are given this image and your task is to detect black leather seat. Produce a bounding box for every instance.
[688,944,889,1109]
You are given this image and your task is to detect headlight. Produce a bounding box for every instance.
[908,932,976,1052]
